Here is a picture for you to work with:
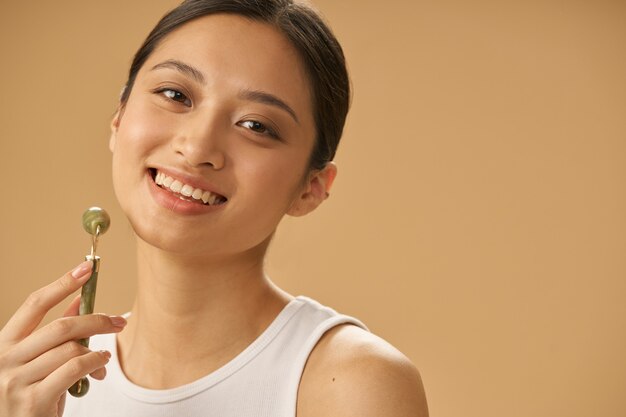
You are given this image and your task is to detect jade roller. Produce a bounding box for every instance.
[68,207,111,398]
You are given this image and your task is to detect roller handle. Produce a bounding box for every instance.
[67,256,100,397]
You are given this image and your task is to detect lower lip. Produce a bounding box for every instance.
[146,171,225,215]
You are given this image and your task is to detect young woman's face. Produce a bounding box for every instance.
[109,14,325,257]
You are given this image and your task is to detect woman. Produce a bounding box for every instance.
[0,0,428,415]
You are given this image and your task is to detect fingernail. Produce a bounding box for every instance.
[99,350,111,360]
[110,316,127,327]
[71,261,92,279]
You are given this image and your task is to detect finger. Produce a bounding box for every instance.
[0,261,93,343]
[90,366,107,380]
[12,314,126,364]
[58,392,67,417]
[16,340,91,384]
[36,350,111,403]
[63,295,82,318]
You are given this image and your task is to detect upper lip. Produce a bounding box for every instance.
[149,166,228,199]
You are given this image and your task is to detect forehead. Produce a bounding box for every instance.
[140,14,313,119]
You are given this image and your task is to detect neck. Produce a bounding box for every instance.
[116,238,292,389]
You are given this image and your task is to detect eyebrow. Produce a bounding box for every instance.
[150,59,206,85]
[150,59,299,124]
[238,89,299,124]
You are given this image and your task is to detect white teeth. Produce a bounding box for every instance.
[153,170,225,205]
[170,180,183,193]
[181,184,194,197]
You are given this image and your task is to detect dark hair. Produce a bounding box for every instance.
[120,0,350,171]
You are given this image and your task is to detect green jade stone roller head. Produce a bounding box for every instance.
[68,207,111,398]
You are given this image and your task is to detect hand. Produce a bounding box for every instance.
[0,261,127,417]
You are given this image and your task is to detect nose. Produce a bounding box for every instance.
[171,111,226,170]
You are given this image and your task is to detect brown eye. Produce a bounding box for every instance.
[156,88,192,107]
[241,120,266,133]
[238,120,280,139]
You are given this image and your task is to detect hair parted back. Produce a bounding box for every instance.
[120,0,351,171]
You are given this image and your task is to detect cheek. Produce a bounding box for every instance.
[111,103,170,203]
[237,146,309,209]
[116,104,171,156]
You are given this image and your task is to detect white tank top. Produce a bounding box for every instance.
[64,295,368,416]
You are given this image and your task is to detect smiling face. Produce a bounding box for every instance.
[109,13,335,258]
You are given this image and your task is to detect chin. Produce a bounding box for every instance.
[126,210,271,260]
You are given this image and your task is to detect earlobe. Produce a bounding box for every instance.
[287,162,338,217]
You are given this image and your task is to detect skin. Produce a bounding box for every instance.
[0,12,427,417]
[0,262,126,416]
[109,13,334,390]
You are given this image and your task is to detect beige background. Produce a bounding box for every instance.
[1,1,625,416]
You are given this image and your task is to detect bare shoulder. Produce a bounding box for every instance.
[297,323,429,417]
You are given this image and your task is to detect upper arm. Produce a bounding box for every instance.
[297,324,429,417]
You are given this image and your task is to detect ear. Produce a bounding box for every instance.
[287,162,338,217]
[109,106,123,152]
